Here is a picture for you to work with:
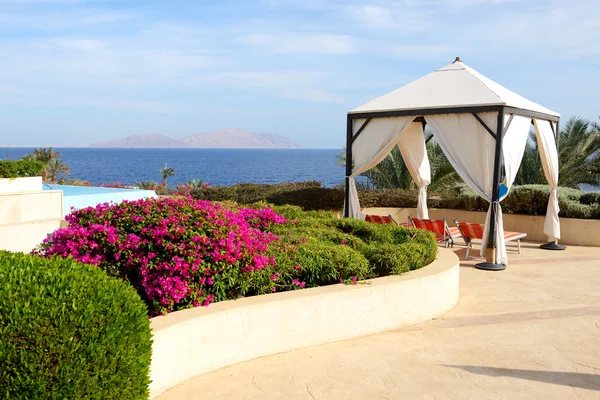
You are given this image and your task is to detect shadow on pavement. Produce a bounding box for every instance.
[445,365,600,391]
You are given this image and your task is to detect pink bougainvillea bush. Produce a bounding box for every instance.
[35,198,290,316]
[34,198,436,317]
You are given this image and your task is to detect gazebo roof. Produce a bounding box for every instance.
[349,59,560,118]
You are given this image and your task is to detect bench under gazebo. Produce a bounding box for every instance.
[344,57,564,270]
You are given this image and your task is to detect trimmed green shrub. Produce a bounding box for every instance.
[0,159,44,178]
[360,243,411,275]
[580,192,600,205]
[283,241,372,286]
[268,204,438,275]
[0,251,152,399]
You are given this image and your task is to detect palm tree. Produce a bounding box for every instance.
[336,136,461,192]
[45,159,71,183]
[591,116,600,133]
[23,147,62,181]
[425,139,461,192]
[183,179,204,190]
[363,147,414,189]
[137,180,157,190]
[160,163,175,189]
[515,117,600,188]
[514,128,543,186]
[557,117,600,188]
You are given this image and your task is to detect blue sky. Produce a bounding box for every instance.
[0,0,598,148]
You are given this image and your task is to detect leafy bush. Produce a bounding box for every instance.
[0,159,44,178]
[35,198,438,316]
[59,178,92,186]
[269,204,438,279]
[35,198,287,315]
[579,192,600,205]
[192,181,600,219]
[0,251,151,399]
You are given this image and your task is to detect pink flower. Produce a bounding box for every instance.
[32,196,289,317]
[291,279,306,288]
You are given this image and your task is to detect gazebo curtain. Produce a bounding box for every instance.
[534,119,561,242]
[345,116,416,219]
[345,117,431,219]
[397,122,431,219]
[425,113,530,265]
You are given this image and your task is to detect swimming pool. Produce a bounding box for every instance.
[43,184,158,216]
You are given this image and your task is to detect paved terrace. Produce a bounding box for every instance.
[158,243,600,400]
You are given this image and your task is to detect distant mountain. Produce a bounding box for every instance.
[90,134,187,148]
[181,128,300,149]
[90,129,300,149]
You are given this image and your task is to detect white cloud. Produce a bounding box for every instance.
[238,33,357,54]
[0,8,134,29]
[345,5,396,30]
[192,70,345,103]
[344,4,431,34]
[45,38,103,51]
[282,89,345,103]
[384,44,461,60]
[0,22,229,88]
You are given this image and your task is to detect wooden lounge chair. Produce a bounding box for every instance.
[454,220,527,260]
[408,217,460,248]
[364,214,409,227]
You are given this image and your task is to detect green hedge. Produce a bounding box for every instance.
[192,182,600,219]
[0,251,152,399]
[268,205,438,277]
[0,159,45,178]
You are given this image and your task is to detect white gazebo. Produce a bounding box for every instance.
[344,57,563,270]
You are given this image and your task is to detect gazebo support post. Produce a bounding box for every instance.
[476,107,507,271]
[540,118,567,251]
[344,115,352,218]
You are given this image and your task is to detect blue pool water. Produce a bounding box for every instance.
[44,184,158,216]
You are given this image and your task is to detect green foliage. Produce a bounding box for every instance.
[192,181,339,208]
[515,117,600,188]
[45,158,71,183]
[59,178,92,186]
[267,204,438,276]
[580,192,600,205]
[160,163,175,188]
[195,181,600,219]
[274,240,373,286]
[22,147,70,182]
[0,251,152,399]
[0,159,45,178]
[137,180,157,190]
[336,139,461,192]
[22,147,60,164]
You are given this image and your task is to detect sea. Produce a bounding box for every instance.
[0,148,344,187]
[2,147,598,192]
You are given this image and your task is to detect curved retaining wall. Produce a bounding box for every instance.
[149,248,460,398]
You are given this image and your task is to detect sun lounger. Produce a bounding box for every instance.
[364,214,409,227]
[454,220,527,260]
[408,217,460,248]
